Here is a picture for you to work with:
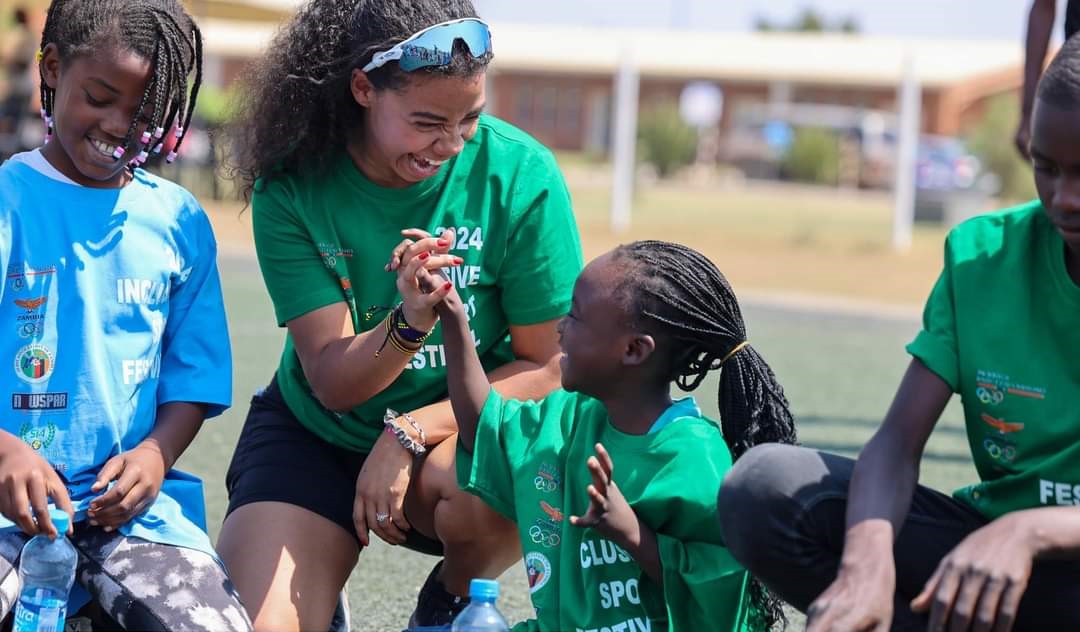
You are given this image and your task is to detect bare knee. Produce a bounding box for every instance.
[435,487,517,547]
[217,502,357,632]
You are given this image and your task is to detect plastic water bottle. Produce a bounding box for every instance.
[450,579,509,632]
[12,509,76,632]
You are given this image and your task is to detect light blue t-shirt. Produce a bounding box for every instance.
[0,156,231,563]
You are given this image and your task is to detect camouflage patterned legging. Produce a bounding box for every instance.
[0,525,252,631]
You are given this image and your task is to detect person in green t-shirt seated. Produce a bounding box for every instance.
[217,1,583,630]
[719,35,1080,632]
[400,240,798,631]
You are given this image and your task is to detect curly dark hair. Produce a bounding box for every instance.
[226,0,492,202]
[611,240,798,631]
[38,0,203,167]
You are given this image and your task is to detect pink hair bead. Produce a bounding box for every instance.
[165,150,178,163]
[140,131,152,144]
[153,126,165,139]
[173,126,183,139]
[112,146,126,160]
[152,143,163,155]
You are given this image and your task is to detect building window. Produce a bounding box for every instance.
[509,79,585,147]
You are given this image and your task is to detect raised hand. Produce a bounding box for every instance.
[569,443,638,545]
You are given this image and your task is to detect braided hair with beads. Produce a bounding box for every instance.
[37,0,203,167]
[611,240,797,630]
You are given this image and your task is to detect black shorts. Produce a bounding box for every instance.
[225,375,443,556]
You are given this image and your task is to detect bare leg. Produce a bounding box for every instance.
[406,434,521,596]
[216,502,359,632]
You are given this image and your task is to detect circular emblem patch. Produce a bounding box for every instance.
[15,344,53,384]
[525,552,552,594]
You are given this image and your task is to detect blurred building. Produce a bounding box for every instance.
[188,1,1022,154]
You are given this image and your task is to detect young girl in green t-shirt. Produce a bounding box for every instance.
[393,239,798,631]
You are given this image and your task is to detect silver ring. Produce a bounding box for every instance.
[375,512,390,524]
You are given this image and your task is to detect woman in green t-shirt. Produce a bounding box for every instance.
[218,1,583,629]
[719,36,1080,632]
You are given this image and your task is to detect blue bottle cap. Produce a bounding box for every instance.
[48,508,70,534]
[468,578,499,601]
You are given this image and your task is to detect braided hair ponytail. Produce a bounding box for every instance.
[612,240,797,629]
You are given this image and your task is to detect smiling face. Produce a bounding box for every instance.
[40,43,154,188]
[349,71,485,188]
[1031,97,1080,271]
[556,253,638,398]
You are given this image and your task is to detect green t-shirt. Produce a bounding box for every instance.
[251,116,583,451]
[458,390,758,632]
[907,201,1080,519]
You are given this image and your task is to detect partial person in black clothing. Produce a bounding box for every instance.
[1016,0,1080,159]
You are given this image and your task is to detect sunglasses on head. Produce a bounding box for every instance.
[362,18,493,73]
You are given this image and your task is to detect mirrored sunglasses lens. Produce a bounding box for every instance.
[398,23,491,71]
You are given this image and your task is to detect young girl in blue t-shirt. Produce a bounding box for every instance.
[0,1,250,629]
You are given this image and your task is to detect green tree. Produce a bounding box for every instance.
[781,127,840,186]
[637,102,697,179]
[794,7,825,32]
[965,95,1037,202]
[754,7,860,34]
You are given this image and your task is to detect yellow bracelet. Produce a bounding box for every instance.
[375,314,423,357]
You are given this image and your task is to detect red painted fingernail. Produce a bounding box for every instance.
[454,257,464,265]
[419,252,430,260]
[443,283,453,291]
[437,239,449,247]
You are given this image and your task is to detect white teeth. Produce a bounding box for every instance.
[412,155,443,170]
[89,139,116,157]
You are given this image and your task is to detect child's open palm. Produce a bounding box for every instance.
[569,443,638,545]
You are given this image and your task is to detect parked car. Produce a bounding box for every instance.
[914,134,999,225]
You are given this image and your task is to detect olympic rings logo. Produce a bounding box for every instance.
[983,437,1016,463]
[976,387,1004,405]
[528,524,561,548]
[534,476,558,492]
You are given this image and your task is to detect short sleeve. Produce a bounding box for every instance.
[252,179,345,326]
[497,150,583,325]
[906,236,960,391]
[157,207,232,418]
[456,389,524,521]
[456,389,573,522]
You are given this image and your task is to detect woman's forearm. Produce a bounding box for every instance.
[307,324,422,412]
[401,355,560,446]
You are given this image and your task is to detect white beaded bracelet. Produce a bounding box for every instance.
[383,408,427,455]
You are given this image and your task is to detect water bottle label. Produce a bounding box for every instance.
[13,590,66,632]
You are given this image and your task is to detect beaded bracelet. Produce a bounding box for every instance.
[383,408,426,455]
[392,304,433,344]
[400,412,427,447]
[375,312,423,358]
